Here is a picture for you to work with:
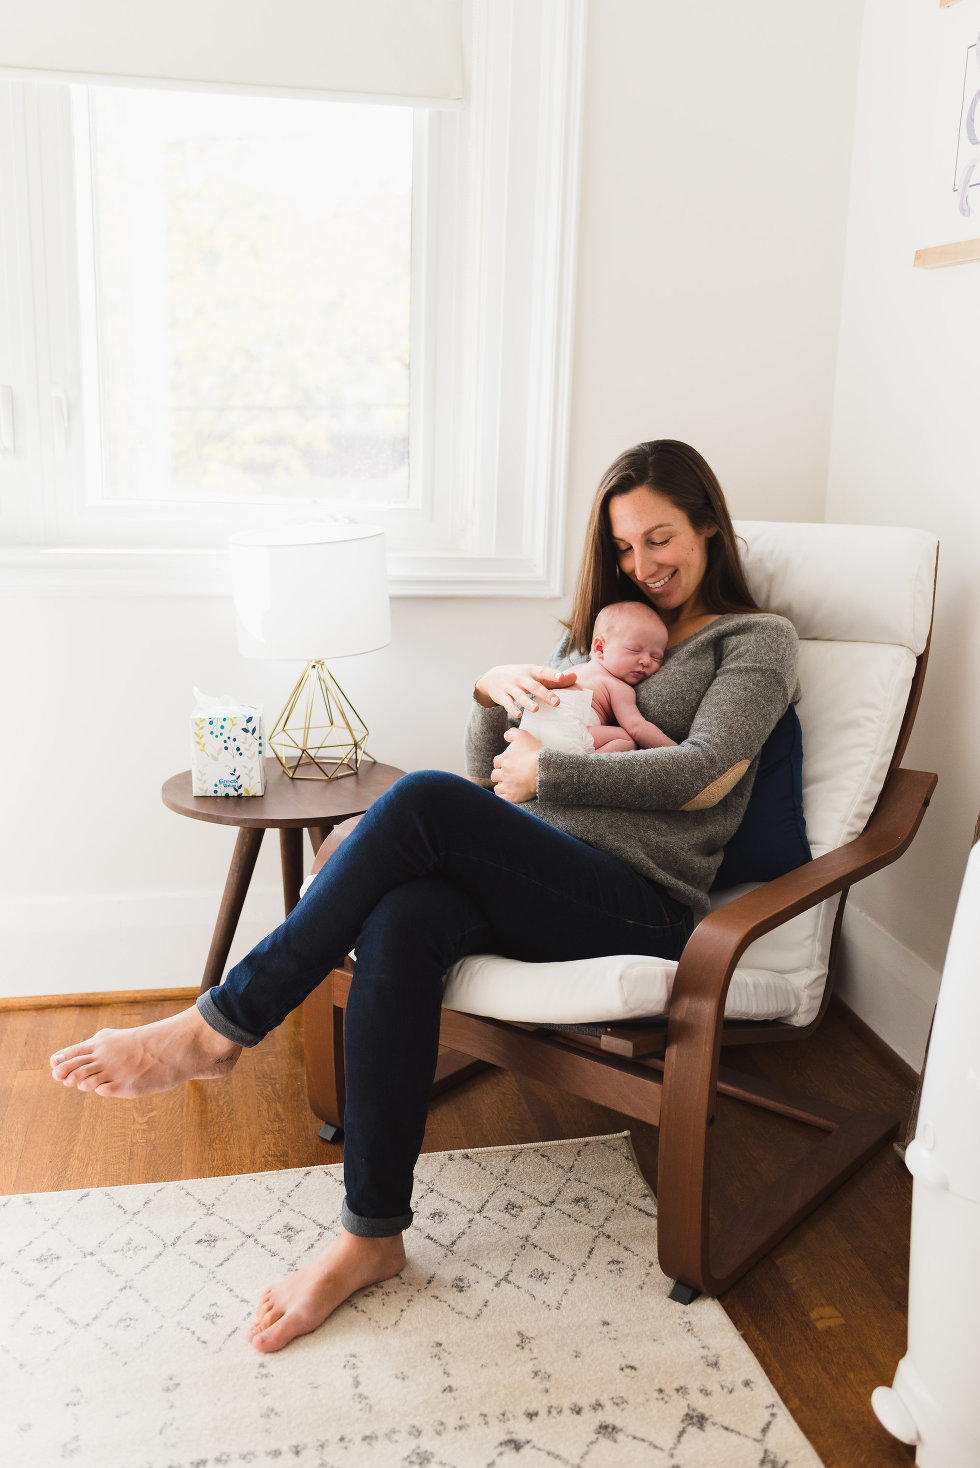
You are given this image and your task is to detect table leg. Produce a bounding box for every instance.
[281,828,305,916]
[307,825,329,857]
[199,826,264,994]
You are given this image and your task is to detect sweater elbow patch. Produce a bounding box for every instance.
[680,759,750,811]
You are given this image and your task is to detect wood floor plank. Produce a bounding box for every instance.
[1,996,918,1468]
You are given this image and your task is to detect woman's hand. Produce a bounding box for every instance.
[491,728,543,803]
[474,663,578,719]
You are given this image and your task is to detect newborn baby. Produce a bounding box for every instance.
[571,600,675,751]
[520,601,676,754]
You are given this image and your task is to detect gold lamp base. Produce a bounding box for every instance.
[269,660,374,780]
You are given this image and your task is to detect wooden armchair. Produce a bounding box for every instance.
[303,522,939,1301]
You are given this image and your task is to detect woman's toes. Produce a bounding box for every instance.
[59,1060,98,1087]
[64,1062,105,1089]
[254,1303,282,1334]
[54,1036,106,1066]
[251,1317,294,1353]
[75,1070,109,1092]
[50,1041,89,1068]
[93,1080,128,1099]
[52,1050,95,1081]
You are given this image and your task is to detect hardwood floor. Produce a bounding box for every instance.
[1,994,917,1468]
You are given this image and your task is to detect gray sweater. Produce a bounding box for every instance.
[464,613,799,919]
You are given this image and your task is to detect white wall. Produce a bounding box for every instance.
[825,0,980,1066]
[570,0,862,518]
[0,0,866,999]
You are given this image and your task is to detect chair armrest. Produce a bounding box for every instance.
[654,766,935,1293]
[669,764,936,1023]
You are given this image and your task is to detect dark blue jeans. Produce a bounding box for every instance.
[198,771,693,1236]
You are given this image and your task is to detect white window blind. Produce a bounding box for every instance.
[0,0,463,104]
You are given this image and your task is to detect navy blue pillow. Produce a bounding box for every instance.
[711,705,811,889]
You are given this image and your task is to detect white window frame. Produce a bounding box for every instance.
[0,0,586,597]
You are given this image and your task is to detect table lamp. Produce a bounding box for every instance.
[229,523,391,780]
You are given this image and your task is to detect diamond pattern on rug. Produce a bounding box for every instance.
[0,1133,823,1468]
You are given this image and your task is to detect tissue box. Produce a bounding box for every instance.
[191,701,265,797]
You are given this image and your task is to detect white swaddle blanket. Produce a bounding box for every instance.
[518,686,596,755]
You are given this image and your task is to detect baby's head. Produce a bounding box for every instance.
[590,601,668,685]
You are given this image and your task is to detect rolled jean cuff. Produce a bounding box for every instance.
[196,988,263,1049]
[341,1199,413,1237]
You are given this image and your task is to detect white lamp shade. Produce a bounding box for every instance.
[230,523,391,661]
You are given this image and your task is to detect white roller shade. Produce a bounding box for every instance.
[0,0,463,102]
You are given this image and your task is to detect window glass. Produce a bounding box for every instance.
[79,86,413,504]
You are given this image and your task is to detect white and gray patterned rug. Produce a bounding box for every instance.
[0,1133,822,1468]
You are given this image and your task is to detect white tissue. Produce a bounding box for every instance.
[519,687,596,755]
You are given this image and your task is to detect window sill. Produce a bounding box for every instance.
[0,545,564,598]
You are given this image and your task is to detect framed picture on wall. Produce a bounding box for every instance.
[915,0,980,266]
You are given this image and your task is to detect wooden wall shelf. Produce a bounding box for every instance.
[913,237,980,268]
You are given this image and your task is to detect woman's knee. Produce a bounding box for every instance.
[384,768,472,806]
[370,768,490,832]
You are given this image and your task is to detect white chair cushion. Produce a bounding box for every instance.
[444,523,937,1032]
[443,951,800,1026]
[734,521,935,653]
[729,639,918,1026]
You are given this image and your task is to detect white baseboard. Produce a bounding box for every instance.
[837,905,941,1071]
[0,887,288,1000]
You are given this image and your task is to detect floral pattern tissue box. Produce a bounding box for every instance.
[191,693,265,797]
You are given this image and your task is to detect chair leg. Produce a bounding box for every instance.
[302,968,491,1134]
[669,1281,701,1305]
[657,1055,900,1296]
[431,1051,492,1095]
[302,974,347,1131]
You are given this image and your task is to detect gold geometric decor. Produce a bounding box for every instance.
[268,660,372,780]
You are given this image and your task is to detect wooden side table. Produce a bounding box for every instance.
[162,757,405,994]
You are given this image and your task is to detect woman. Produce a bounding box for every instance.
[49,440,799,1354]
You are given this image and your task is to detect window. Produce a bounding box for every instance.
[79,88,414,509]
[0,0,586,595]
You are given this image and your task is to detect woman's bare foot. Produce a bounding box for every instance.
[49,1005,241,1098]
[248,1230,406,1353]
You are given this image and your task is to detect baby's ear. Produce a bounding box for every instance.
[591,636,604,657]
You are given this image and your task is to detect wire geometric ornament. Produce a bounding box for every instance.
[268,660,374,780]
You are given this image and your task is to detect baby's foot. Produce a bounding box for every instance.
[49,1005,241,1098]
[248,1231,406,1353]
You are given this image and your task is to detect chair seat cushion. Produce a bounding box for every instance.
[443,949,804,1024]
[711,704,810,888]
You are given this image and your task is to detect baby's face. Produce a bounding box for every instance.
[594,613,668,684]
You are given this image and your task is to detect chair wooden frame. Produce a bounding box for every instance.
[302,608,937,1300]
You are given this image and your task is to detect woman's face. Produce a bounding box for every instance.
[607,485,716,621]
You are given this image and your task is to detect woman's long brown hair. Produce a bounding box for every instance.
[563,440,760,655]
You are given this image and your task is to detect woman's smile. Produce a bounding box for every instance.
[644,569,676,592]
